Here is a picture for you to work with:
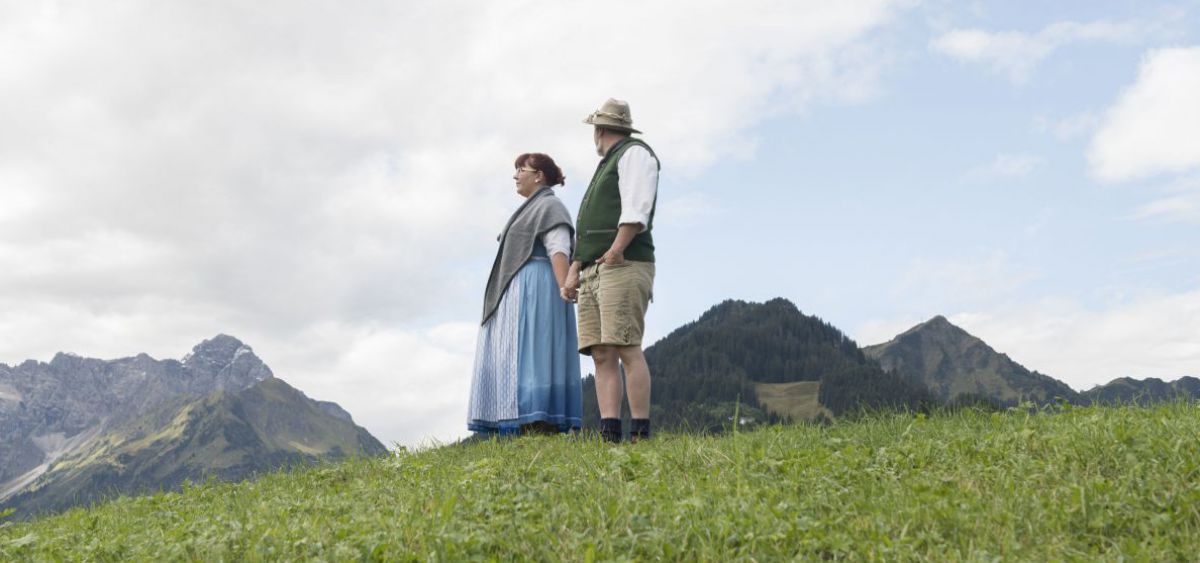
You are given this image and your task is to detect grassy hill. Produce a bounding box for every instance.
[3,402,1199,560]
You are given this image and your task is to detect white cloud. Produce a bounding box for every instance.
[893,250,1039,309]
[1126,245,1200,268]
[1131,193,1200,223]
[1088,47,1200,183]
[257,321,483,449]
[931,19,1146,83]
[856,287,1200,391]
[657,192,723,227]
[1021,208,1055,238]
[856,316,930,347]
[855,248,1039,346]
[0,0,909,447]
[967,153,1044,179]
[1033,111,1100,141]
[949,288,1200,390]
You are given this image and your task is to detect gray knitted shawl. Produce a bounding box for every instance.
[481,187,574,324]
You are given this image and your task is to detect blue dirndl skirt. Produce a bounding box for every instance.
[467,253,582,435]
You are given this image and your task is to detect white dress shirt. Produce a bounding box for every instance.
[616,145,659,233]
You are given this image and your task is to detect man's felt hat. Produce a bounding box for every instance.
[583,98,642,134]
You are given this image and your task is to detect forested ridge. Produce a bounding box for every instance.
[583,298,936,431]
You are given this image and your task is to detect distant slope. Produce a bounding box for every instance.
[863,316,1078,406]
[1081,376,1200,404]
[0,337,384,518]
[754,381,832,422]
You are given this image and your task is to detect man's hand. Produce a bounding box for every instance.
[560,262,581,302]
[597,224,639,266]
[596,247,625,266]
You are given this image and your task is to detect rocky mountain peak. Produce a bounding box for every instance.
[865,316,1079,405]
[890,315,981,351]
[1,343,382,517]
[185,334,247,362]
[183,334,273,389]
[924,315,951,327]
[912,315,965,335]
[48,351,90,367]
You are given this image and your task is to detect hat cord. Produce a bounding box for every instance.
[591,110,629,121]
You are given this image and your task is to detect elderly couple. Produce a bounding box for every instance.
[467,98,659,443]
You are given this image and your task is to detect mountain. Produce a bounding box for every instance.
[583,298,936,431]
[862,316,1079,406]
[0,335,385,518]
[1081,376,1200,404]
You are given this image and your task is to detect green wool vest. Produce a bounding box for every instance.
[576,138,660,265]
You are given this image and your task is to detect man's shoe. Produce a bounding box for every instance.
[600,418,623,443]
[630,418,650,443]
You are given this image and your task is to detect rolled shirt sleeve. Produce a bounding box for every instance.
[540,225,572,260]
[616,145,659,233]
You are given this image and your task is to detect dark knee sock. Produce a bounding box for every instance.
[630,418,650,442]
[600,418,623,443]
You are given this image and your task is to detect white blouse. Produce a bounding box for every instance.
[541,225,571,259]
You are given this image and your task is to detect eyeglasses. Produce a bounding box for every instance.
[515,168,538,175]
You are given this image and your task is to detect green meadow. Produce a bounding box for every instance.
[2,402,1198,561]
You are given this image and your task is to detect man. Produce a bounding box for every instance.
[561,98,660,443]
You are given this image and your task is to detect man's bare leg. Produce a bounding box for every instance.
[592,345,624,418]
[592,345,625,442]
[617,346,651,419]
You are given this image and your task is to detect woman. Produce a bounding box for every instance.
[467,153,582,435]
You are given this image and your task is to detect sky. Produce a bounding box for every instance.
[2,0,1198,448]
